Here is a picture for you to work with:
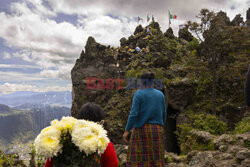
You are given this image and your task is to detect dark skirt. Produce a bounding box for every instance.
[126,124,165,167]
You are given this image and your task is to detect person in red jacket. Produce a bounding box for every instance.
[44,102,119,167]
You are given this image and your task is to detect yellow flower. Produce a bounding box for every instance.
[34,126,62,157]
[34,117,110,157]
[72,120,109,155]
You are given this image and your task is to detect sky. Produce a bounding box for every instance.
[0,0,249,95]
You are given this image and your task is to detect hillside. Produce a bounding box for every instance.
[0,104,70,152]
[70,9,250,166]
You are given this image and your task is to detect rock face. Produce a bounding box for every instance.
[71,36,118,117]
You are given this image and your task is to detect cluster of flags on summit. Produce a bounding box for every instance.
[137,11,177,27]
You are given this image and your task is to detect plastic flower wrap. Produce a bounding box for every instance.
[34,116,109,165]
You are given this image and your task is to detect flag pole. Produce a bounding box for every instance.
[168,10,170,28]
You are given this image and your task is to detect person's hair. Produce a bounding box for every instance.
[77,102,105,122]
[140,72,155,87]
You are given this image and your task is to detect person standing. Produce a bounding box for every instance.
[245,65,250,112]
[123,72,167,167]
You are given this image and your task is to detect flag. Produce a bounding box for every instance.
[147,14,150,22]
[152,15,155,22]
[169,12,177,19]
[138,16,143,22]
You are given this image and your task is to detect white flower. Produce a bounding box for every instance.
[71,120,109,155]
[34,126,62,157]
[34,117,110,158]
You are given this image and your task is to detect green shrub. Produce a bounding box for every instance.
[176,123,215,154]
[187,37,199,51]
[190,114,228,135]
[176,113,227,154]
[234,117,250,134]
[0,149,26,167]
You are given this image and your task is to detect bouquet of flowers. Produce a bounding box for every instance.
[34,116,110,166]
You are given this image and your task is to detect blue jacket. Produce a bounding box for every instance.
[125,88,167,131]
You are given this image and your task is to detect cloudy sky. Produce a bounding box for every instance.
[0,0,249,95]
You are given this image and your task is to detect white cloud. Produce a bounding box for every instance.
[0,83,71,95]
[0,64,39,69]
[0,0,138,81]
[47,0,250,33]
[40,63,74,80]
[0,71,45,82]
[3,52,11,59]
[0,0,249,85]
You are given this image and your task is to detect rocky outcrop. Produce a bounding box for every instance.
[71,36,119,117]
[115,132,250,167]
[71,19,249,146]
[247,8,250,28]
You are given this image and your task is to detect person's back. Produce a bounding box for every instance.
[124,72,166,167]
[132,88,166,128]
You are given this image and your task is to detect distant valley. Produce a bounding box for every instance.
[0,91,72,107]
[0,91,72,153]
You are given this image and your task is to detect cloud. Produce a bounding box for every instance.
[0,82,71,95]
[0,64,39,69]
[0,0,139,81]
[0,0,249,84]
[40,63,73,80]
[47,0,250,32]
[0,71,46,82]
[3,52,11,59]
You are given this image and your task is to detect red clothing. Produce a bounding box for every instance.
[101,142,119,167]
[44,142,118,167]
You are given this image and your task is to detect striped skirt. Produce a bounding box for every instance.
[126,124,165,167]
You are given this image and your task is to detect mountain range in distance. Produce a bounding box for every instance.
[0,91,72,107]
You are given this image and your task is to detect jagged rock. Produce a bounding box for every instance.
[188,151,218,167]
[217,11,231,26]
[178,27,193,42]
[231,14,244,26]
[217,153,233,160]
[71,36,118,117]
[241,158,250,167]
[134,25,144,35]
[164,27,175,39]
[189,129,215,143]
[219,145,228,152]
[228,145,244,155]
[120,37,127,47]
[149,21,161,33]
[235,149,250,160]
[246,8,250,28]
[187,150,198,162]
[167,163,187,167]
[213,134,235,149]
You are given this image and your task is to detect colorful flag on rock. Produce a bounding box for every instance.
[138,16,143,23]
[147,14,150,22]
